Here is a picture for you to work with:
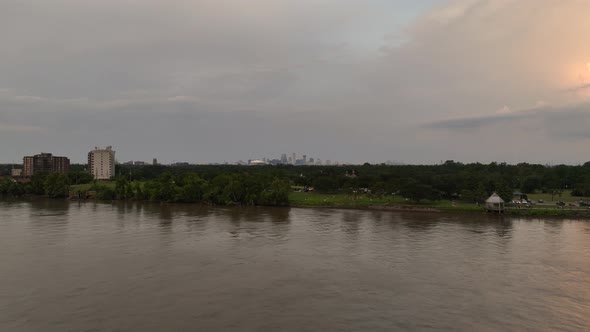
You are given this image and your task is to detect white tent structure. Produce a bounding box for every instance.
[485,193,505,213]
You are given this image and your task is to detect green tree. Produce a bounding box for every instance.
[28,172,48,195]
[400,178,436,203]
[67,171,94,185]
[259,178,290,206]
[132,182,145,200]
[95,185,115,200]
[177,173,207,203]
[44,173,70,198]
[205,174,233,205]
[521,176,541,194]
[114,176,134,200]
[460,189,475,202]
[494,181,513,203]
[0,178,25,196]
[313,176,340,193]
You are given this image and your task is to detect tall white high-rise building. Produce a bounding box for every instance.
[88,146,116,180]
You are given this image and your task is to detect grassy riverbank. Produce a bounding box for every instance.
[66,182,590,218]
[290,192,481,211]
[289,192,590,217]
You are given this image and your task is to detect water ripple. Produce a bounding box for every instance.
[0,200,589,331]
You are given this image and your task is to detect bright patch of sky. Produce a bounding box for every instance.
[335,1,447,57]
[3,0,590,164]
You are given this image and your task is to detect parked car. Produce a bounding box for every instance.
[538,199,544,203]
[579,201,590,206]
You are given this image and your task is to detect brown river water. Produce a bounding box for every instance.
[1,199,590,331]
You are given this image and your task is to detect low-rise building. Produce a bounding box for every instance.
[10,168,23,177]
[11,168,23,177]
[22,153,70,176]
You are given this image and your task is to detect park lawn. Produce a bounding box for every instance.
[289,191,399,208]
[288,192,587,214]
[289,191,483,211]
[428,200,484,211]
[526,190,590,203]
[288,192,588,216]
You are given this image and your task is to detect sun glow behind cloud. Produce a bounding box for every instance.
[556,62,590,98]
[2,0,590,163]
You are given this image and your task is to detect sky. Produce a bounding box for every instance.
[1,0,590,165]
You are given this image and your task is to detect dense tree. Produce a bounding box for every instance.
[313,176,340,193]
[95,185,115,200]
[10,159,590,206]
[67,171,94,185]
[521,176,541,194]
[29,173,48,195]
[177,173,207,203]
[114,176,133,200]
[43,173,70,198]
[571,175,590,197]
[0,178,25,196]
[400,178,438,203]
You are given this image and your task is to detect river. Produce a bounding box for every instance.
[1,199,589,331]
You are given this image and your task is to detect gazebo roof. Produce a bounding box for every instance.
[486,193,505,203]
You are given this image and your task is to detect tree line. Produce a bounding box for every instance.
[0,169,290,207]
[92,172,290,206]
[0,171,91,198]
[111,161,590,202]
[290,161,581,202]
[4,161,590,204]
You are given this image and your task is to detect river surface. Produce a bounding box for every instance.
[1,199,590,331]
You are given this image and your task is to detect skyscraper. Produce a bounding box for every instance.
[88,146,116,180]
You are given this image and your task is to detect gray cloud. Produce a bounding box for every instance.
[2,0,590,164]
[563,84,590,93]
[428,103,590,139]
[427,107,548,130]
[423,103,590,165]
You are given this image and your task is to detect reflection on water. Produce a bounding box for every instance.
[29,198,69,216]
[1,199,590,331]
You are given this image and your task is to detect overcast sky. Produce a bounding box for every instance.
[1,0,590,164]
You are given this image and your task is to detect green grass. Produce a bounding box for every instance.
[70,181,115,192]
[288,191,590,217]
[526,190,590,203]
[289,192,482,211]
[289,191,399,208]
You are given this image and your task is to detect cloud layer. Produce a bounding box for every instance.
[1,0,590,164]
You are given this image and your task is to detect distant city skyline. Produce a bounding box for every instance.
[3,146,584,167]
[1,1,590,164]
